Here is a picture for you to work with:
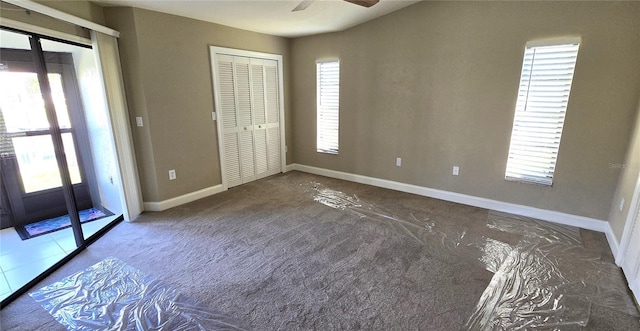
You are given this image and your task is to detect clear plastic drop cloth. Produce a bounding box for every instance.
[303,182,515,273]
[295,181,638,330]
[30,257,250,331]
[466,212,638,330]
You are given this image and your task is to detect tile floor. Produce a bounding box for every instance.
[0,216,118,301]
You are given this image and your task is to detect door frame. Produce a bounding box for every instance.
[616,173,640,303]
[209,46,286,190]
[617,174,640,263]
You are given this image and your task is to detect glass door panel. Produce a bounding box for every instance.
[0,71,50,132]
[13,135,62,193]
[61,133,82,184]
[10,134,82,193]
[0,28,80,302]
[40,37,124,241]
[1,27,125,305]
[0,71,71,132]
[48,73,72,129]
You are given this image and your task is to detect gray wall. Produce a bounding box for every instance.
[103,7,292,202]
[290,1,640,221]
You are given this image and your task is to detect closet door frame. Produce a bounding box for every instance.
[209,46,286,190]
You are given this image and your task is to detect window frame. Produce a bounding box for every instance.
[505,37,581,186]
[316,59,340,155]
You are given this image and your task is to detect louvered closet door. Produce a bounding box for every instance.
[216,55,242,188]
[234,56,257,183]
[251,58,270,179]
[264,60,281,175]
[214,52,282,189]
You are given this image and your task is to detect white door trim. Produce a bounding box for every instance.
[616,174,640,265]
[92,31,144,221]
[616,173,640,305]
[209,46,285,190]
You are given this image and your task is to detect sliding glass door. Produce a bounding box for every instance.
[0,27,124,303]
[1,48,92,230]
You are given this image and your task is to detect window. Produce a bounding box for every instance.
[505,38,581,186]
[317,60,340,154]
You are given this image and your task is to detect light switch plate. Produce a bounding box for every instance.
[136,117,143,127]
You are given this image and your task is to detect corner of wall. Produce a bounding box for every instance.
[609,97,640,260]
[609,100,640,241]
[103,6,160,202]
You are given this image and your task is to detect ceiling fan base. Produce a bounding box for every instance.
[344,0,380,8]
[293,0,380,12]
[292,0,315,12]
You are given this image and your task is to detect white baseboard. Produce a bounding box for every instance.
[605,224,620,258]
[143,184,226,212]
[285,164,296,172]
[289,163,619,256]
[631,284,640,308]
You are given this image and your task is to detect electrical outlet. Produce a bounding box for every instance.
[169,169,176,180]
[619,198,625,211]
[453,166,460,176]
[136,117,143,127]
[396,157,402,167]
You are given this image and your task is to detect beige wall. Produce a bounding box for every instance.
[5,1,639,236]
[0,0,105,38]
[609,99,640,240]
[33,0,105,24]
[103,7,291,202]
[290,1,640,221]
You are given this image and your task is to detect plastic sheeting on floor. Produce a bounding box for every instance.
[30,257,250,331]
[300,181,638,330]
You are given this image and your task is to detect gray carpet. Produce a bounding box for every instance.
[1,171,639,330]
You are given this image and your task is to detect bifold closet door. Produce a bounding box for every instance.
[215,54,281,188]
[235,57,257,183]
[251,58,269,179]
[252,58,282,179]
[216,54,243,188]
[264,60,281,176]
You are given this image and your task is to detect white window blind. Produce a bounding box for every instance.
[317,60,340,154]
[505,39,580,186]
